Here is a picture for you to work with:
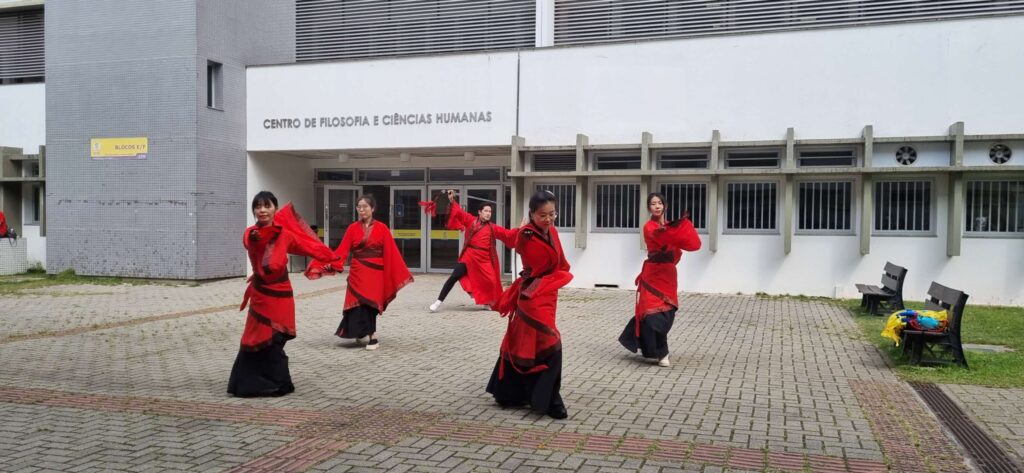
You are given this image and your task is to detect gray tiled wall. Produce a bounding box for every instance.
[45,0,295,279]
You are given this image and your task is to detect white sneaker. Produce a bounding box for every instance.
[658,356,670,367]
[365,339,380,350]
[429,300,442,312]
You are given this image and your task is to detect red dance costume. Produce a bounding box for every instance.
[446,200,505,306]
[228,204,338,397]
[619,217,701,360]
[306,220,413,338]
[487,222,573,416]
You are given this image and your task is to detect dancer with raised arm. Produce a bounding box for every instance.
[486,190,573,419]
[619,192,701,367]
[429,189,505,312]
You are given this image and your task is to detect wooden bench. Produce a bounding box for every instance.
[856,262,907,316]
[901,282,970,367]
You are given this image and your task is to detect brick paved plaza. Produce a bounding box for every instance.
[1,274,1020,472]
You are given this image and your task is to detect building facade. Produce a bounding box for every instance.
[2,1,1022,304]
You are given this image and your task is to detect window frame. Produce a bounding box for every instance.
[721,177,782,235]
[794,176,859,236]
[722,147,783,170]
[655,150,711,170]
[796,146,859,168]
[589,151,642,171]
[527,152,577,172]
[871,176,937,237]
[963,174,1024,239]
[654,177,711,234]
[206,60,224,110]
[590,178,642,233]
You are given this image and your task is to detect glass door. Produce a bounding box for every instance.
[390,186,425,271]
[427,185,501,273]
[427,186,460,272]
[324,186,360,249]
[503,184,513,275]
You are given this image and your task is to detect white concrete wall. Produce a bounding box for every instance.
[570,176,1024,306]
[518,16,1024,144]
[964,141,1023,167]
[245,152,316,227]
[0,83,45,152]
[21,224,45,268]
[247,52,519,151]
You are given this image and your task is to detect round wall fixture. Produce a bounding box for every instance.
[989,144,1012,164]
[895,146,917,166]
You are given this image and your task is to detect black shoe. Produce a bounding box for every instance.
[547,405,568,419]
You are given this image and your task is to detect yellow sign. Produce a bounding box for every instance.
[90,137,148,160]
[393,229,422,239]
[430,230,461,240]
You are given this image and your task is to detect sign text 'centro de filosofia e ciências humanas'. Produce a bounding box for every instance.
[263,111,494,130]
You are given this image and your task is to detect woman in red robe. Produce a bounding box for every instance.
[619,192,701,367]
[306,194,413,350]
[228,191,340,397]
[486,190,573,419]
[429,189,505,312]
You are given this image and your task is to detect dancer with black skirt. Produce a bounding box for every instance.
[618,192,701,367]
[306,194,413,350]
[486,190,573,419]
[228,191,339,397]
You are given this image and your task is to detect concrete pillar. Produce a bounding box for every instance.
[947,172,963,257]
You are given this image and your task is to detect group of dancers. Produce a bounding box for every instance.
[227,187,700,420]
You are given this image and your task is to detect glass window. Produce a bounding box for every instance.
[595,183,640,229]
[428,168,501,182]
[874,180,932,233]
[725,151,780,169]
[726,182,777,231]
[357,169,425,182]
[594,154,641,170]
[798,149,856,167]
[797,181,854,232]
[660,182,708,230]
[658,153,709,169]
[965,180,1024,235]
[535,183,576,229]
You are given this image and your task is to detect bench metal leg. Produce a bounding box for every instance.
[910,337,924,365]
[953,339,968,368]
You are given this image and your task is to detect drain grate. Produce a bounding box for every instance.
[912,382,1024,473]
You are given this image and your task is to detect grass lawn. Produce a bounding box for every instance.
[0,268,175,296]
[845,300,1024,388]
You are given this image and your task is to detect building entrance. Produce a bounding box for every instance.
[322,183,505,273]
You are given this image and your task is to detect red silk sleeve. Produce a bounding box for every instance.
[267,232,292,274]
[287,230,337,263]
[305,223,355,279]
[333,225,355,266]
[491,224,521,247]
[666,218,702,252]
[446,200,476,231]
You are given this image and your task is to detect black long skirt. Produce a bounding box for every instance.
[618,309,676,360]
[486,350,565,416]
[336,304,379,339]
[226,332,295,397]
